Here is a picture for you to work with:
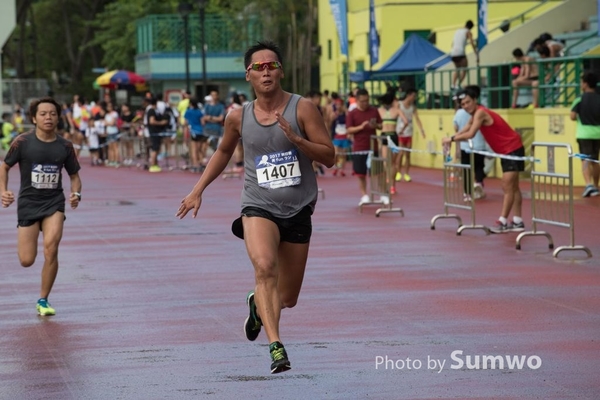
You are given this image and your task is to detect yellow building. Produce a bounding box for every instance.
[318,0,600,188]
[318,0,562,94]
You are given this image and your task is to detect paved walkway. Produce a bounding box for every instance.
[0,162,598,399]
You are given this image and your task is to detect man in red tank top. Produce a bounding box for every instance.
[442,85,526,233]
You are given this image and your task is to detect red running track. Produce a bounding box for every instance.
[0,161,599,399]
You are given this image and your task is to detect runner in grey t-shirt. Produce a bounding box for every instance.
[177,40,335,374]
[0,97,82,316]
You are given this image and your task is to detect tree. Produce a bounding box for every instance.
[2,0,111,98]
[214,0,319,95]
[91,0,178,71]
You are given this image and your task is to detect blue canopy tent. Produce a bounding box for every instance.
[349,34,451,82]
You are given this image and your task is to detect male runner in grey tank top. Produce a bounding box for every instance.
[177,40,335,374]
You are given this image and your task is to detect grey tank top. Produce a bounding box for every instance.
[240,93,318,218]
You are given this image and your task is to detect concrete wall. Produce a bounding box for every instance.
[403,107,585,187]
[434,0,597,86]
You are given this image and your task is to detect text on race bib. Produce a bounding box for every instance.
[255,149,302,189]
[31,164,59,189]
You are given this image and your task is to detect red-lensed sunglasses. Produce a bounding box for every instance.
[246,61,282,72]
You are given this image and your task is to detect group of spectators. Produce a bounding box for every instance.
[511,32,565,108]
[310,86,425,205]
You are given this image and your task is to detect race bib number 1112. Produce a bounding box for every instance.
[31,164,59,189]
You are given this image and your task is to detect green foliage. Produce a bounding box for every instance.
[91,0,178,70]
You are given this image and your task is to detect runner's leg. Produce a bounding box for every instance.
[39,212,65,299]
[17,222,41,267]
[242,216,282,344]
[276,241,309,309]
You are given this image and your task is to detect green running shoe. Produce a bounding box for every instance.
[36,298,55,316]
[244,290,262,341]
[269,341,291,374]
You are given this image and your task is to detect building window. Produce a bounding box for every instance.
[356,60,365,72]
[328,40,332,60]
[404,30,431,42]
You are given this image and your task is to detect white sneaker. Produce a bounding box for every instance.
[359,194,370,205]
[473,184,486,200]
[380,195,390,205]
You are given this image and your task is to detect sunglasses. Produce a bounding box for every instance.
[246,61,282,72]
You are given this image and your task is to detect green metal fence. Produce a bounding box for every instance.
[137,14,263,54]
[361,56,600,109]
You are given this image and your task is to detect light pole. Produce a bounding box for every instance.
[198,0,208,99]
[178,1,192,93]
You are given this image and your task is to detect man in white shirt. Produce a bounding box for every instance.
[450,20,478,90]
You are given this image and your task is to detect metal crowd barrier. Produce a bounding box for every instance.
[516,142,592,258]
[431,140,489,235]
[359,135,403,217]
[119,132,189,171]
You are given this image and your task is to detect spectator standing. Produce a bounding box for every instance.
[345,88,383,205]
[570,70,600,197]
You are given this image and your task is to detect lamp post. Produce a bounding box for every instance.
[178,1,193,93]
[198,0,208,99]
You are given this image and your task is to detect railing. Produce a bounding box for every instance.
[392,55,600,110]
[425,0,552,70]
[564,32,600,56]
[516,142,592,258]
[487,0,551,36]
[136,14,263,54]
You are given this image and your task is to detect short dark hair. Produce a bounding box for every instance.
[356,88,369,97]
[378,92,395,106]
[244,40,283,70]
[533,38,545,47]
[29,97,61,123]
[463,85,481,99]
[465,20,474,29]
[512,48,524,58]
[189,97,199,109]
[582,70,599,88]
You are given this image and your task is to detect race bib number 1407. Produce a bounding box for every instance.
[31,164,59,189]
[255,149,302,189]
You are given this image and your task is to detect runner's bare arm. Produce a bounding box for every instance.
[69,173,82,209]
[276,98,335,168]
[455,110,484,140]
[443,110,483,144]
[0,162,15,208]
[176,108,241,219]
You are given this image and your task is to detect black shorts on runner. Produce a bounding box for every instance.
[231,206,313,244]
[577,139,600,161]
[352,153,369,176]
[18,212,66,229]
[501,146,526,173]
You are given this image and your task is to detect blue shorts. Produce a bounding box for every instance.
[333,138,351,149]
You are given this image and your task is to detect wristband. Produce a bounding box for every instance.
[73,192,81,201]
[451,135,455,142]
